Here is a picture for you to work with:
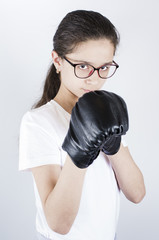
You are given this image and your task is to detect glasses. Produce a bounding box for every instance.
[64,56,119,79]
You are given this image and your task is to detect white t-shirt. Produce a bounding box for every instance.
[19,99,126,240]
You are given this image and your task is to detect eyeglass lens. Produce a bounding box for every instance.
[75,64,117,79]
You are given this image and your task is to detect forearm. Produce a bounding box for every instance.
[44,155,87,234]
[108,143,146,203]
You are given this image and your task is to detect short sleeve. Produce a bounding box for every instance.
[19,111,62,171]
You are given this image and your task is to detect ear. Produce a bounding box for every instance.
[51,50,62,73]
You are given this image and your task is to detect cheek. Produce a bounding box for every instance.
[98,80,107,89]
[60,68,72,84]
[60,69,81,88]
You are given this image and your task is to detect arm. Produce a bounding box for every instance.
[31,155,87,235]
[108,143,146,203]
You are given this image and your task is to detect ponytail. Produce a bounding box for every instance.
[33,64,60,108]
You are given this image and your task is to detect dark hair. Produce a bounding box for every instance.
[34,10,120,108]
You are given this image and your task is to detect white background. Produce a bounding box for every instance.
[0,0,159,239]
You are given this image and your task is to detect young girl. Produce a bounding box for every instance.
[19,10,146,240]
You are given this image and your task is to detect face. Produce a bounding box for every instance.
[52,39,115,103]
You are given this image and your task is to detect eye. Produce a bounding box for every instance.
[100,65,109,71]
[78,64,89,70]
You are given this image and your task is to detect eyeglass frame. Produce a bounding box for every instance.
[63,56,119,79]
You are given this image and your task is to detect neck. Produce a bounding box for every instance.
[54,84,78,114]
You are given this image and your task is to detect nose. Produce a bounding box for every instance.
[84,70,99,85]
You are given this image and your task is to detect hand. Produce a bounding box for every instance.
[62,90,129,168]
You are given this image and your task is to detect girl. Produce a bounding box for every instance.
[19,10,146,240]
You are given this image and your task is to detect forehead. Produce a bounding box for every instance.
[68,39,115,64]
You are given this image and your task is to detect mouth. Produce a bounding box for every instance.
[82,88,93,93]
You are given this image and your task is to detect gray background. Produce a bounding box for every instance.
[0,0,159,239]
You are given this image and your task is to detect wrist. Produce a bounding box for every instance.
[65,154,87,174]
[107,142,123,161]
[102,136,121,156]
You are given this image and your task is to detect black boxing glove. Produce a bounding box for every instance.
[62,90,129,168]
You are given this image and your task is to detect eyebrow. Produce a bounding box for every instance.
[68,58,113,65]
[68,58,92,64]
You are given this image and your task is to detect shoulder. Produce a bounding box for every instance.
[20,100,70,139]
[21,100,64,128]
